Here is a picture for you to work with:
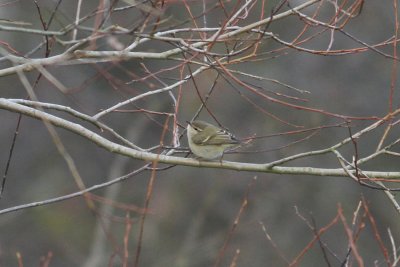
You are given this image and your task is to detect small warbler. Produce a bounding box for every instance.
[187,120,240,160]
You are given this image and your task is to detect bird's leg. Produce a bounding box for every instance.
[219,152,225,165]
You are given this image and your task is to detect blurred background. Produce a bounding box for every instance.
[0,0,399,266]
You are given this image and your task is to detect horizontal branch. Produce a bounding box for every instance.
[1,98,399,179]
[0,24,64,36]
[73,0,320,59]
[0,0,320,77]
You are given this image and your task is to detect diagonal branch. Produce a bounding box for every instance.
[1,98,400,179]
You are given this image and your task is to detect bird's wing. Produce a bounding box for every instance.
[192,126,239,145]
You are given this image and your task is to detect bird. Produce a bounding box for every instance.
[186,120,240,160]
